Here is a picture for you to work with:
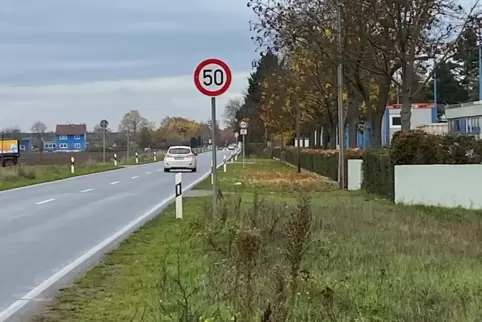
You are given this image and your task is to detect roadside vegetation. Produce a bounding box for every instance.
[31,160,482,321]
[0,161,118,191]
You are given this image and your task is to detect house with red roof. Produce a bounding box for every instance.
[53,124,87,152]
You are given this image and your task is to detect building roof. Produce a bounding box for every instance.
[55,124,87,136]
[386,103,435,109]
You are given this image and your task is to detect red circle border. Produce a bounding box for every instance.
[194,58,232,96]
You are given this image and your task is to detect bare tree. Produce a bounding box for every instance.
[31,121,47,155]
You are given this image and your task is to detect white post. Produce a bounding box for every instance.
[234,153,237,161]
[230,153,234,163]
[211,160,214,184]
[175,173,182,219]
[114,153,117,166]
[154,151,157,161]
[135,152,139,164]
[223,155,227,172]
[70,156,75,174]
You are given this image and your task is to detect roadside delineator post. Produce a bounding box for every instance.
[223,155,227,172]
[154,151,157,161]
[135,152,139,164]
[234,153,237,161]
[211,160,214,185]
[70,156,75,174]
[230,153,234,163]
[114,153,117,166]
[175,173,182,219]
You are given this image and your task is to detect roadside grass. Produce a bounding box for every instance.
[31,160,482,321]
[120,152,164,165]
[0,161,119,191]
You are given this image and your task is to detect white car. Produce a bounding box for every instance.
[164,146,197,172]
[228,144,236,150]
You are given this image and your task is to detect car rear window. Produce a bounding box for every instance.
[168,148,191,154]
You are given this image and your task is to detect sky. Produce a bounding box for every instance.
[0,0,256,131]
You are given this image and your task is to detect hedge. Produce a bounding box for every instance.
[362,130,482,200]
[272,147,363,186]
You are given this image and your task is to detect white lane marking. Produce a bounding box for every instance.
[0,163,221,322]
[80,188,93,193]
[110,181,119,185]
[157,169,162,171]
[35,198,55,205]
[145,171,151,174]
[131,176,138,179]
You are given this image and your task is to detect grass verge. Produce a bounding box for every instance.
[120,152,164,165]
[31,160,482,321]
[0,161,119,191]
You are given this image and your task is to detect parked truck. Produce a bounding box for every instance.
[0,139,20,166]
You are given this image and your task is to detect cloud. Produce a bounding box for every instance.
[0,71,251,131]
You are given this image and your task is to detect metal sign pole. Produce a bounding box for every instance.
[242,133,245,168]
[211,97,217,215]
[102,128,106,163]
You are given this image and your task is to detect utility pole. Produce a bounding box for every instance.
[337,3,345,190]
[126,129,130,160]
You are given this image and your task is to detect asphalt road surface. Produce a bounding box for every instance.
[0,150,231,321]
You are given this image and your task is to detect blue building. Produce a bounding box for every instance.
[53,124,87,152]
[18,138,33,151]
[445,101,482,137]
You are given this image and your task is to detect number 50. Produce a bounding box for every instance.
[203,69,224,86]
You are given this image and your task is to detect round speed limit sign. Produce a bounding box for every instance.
[239,121,248,129]
[194,58,232,96]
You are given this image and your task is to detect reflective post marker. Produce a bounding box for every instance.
[70,156,75,174]
[175,173,182,219]
[154,151,157,161]
[113,153,117,166]
[223,155,227,172]
[135,152,139,164]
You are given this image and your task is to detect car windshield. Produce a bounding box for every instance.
[168,148,191,154]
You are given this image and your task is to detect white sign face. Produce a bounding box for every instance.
[208,139,212,144]
[239,121,248,129]
[234,132,239,138]
[240,129,247,135]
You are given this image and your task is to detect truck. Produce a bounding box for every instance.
[0,139,20,166]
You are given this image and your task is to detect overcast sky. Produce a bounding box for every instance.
[0,0,256,131]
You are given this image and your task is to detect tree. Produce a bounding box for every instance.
[223,98,243,131]
[454,23,479,101]
[138,126,153,148]
[118,110,149,140]
[30,121,47,154]
[2,127,21,139]
[425,62,469,113]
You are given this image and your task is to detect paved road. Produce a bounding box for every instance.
[0,150,231,321]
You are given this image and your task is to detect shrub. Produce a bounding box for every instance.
[246,143,272,158]
[283,147,363,186]
[390,130,482,165]
[362,149,394,200]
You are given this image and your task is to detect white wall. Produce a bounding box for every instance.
[395,165,482,209]
[347,160,363,190]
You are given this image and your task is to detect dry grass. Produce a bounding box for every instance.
[30,160,482,321]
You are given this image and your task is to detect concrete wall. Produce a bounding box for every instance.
[394,164,482,209]
[347,159,363,191]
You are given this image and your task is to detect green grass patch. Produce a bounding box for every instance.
[31,160,482,321]
[0,162,120,191]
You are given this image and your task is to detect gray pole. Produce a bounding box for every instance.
[102,128,106,163]
[126,130,130,161]
[337,3,345,189]
[296,97,301,173]
[242,133,245,168]
[211,97,217,215]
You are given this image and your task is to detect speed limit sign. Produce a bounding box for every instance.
[194,58,232,215]
[239,121,248,129]
[194,58,232,97]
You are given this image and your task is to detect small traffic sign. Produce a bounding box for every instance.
[240,129,247,135]
[194,58,232,97]
[234,132,239,138]
[100,119,109,128]
[239,121,248,129]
